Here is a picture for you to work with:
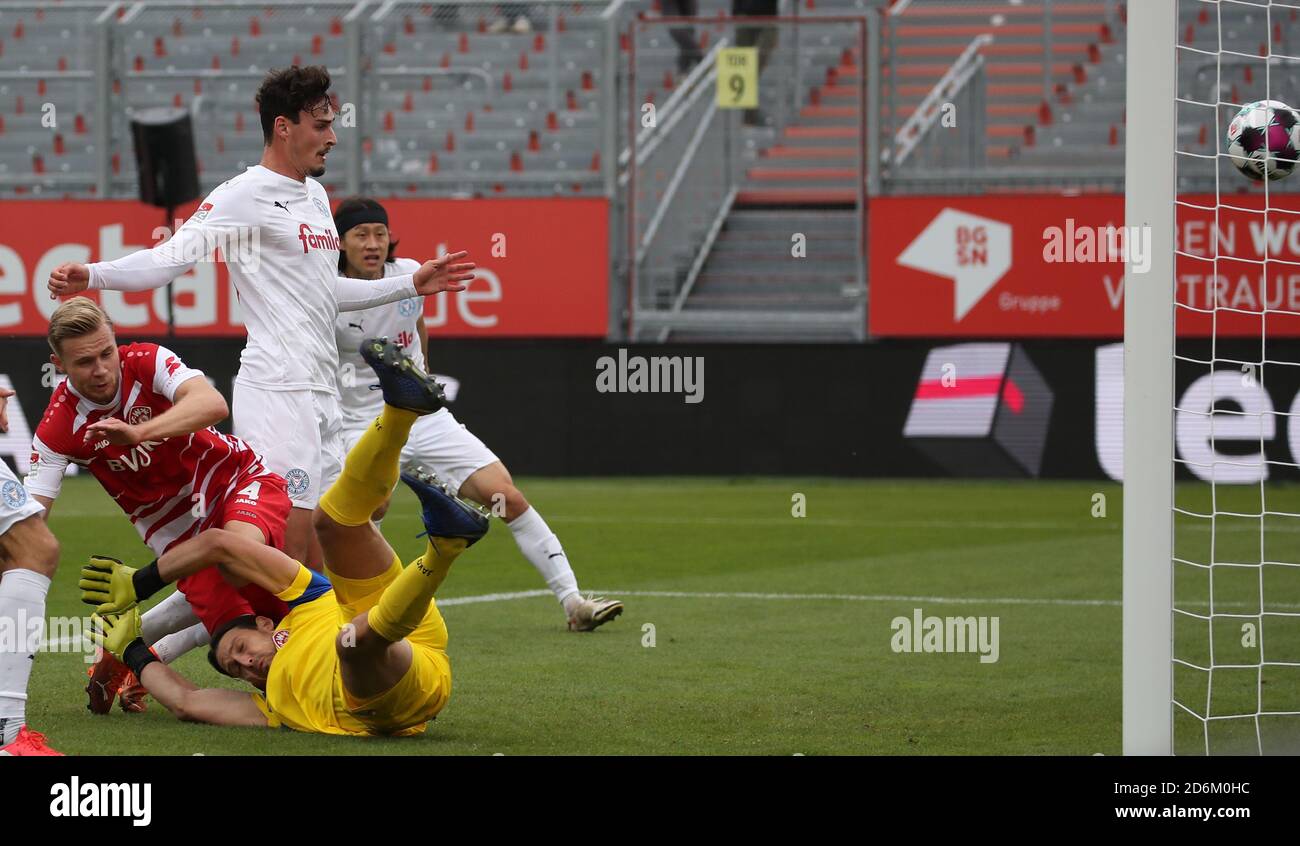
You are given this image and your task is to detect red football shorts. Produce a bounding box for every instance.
[177,568,289,634]
[176,471,293,632]
[218,470,291,552]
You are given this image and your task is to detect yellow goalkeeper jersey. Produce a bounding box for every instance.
[250,563,449,736]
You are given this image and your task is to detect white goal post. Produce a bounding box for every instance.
[1123,0,1176,756]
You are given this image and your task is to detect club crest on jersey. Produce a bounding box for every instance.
[273,628,290,649]
[284,468,310,497]
[297,224,340,254]
[312,197,329,217]
[192,202,213,222]
[398,298,420,317]
[127,406,153,425]
[1,480,27,509]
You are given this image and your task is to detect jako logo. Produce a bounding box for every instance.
[297,224,340,253]
[595,348,704,404]
[50,777,151,827]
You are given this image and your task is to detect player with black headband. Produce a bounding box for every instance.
[328,197,623,632]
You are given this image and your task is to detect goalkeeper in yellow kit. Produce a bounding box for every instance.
[83,338,490,736]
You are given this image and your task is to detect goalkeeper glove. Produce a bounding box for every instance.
[79,554,165,614]
[87,609,142,663]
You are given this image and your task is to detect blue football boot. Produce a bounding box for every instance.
[360,337,446,415]
[400,466,490,546]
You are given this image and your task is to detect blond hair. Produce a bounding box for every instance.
[48,296,113,354]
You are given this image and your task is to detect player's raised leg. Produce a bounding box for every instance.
[313,337,475,703]
[0,471,62,755]
[337,468,487,702]
[314,336,446,580]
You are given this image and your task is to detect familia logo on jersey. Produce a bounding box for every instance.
[298,224,340,254]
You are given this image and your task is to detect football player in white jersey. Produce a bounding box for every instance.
[46,66,476,569]
[329,197,623,631]
[0,388,62,754]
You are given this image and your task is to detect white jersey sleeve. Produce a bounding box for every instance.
[334,271,418,312]
[88,181,258,292]
[24,434,70,500]
[333,258,429,429]
[151,345,206,402]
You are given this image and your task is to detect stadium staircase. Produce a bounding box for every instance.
[634,0,865,341]
[660,0,1126,340]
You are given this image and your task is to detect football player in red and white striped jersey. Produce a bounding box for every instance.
[26,298,290,713]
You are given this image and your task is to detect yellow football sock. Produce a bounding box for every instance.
[319,404,418,527]
[367,538,467,642]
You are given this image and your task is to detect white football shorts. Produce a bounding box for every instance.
[232,383,344,510]
[338,407,499,495]
[0,460,44,537]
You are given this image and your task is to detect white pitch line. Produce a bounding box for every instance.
[42,588,1300,652]
[544,514,1110,531]
[582,589,1121,607]
[46,510,1300,533]
[438,589,552,606]
[42,590,557,650]
[45,509,1109,530]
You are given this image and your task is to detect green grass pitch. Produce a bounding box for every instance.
[18,475,1300,755]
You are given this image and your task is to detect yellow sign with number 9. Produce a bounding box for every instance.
[716,47,759,109]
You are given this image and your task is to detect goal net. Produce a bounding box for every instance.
[1128,0,1300,755]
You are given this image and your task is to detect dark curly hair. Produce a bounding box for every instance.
[255,65,333,145]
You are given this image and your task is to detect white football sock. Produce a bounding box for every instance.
[150,622,210,665]
[140,588,200,645]
[0,568,51,744]
[506,507,581,611]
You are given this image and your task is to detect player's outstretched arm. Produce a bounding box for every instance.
[46,240,198,299]
[83,375,227,446]
[90,610,267,727]
[159,527,301,596]
[81,528,302,614]
[137,661,268,727]
[412,250,475,297]
[46,199,238,299]
[333,250,476,312]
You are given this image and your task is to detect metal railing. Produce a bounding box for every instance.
[627,40,734,339]
[887,33,989,171]
[625,14,866,342]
